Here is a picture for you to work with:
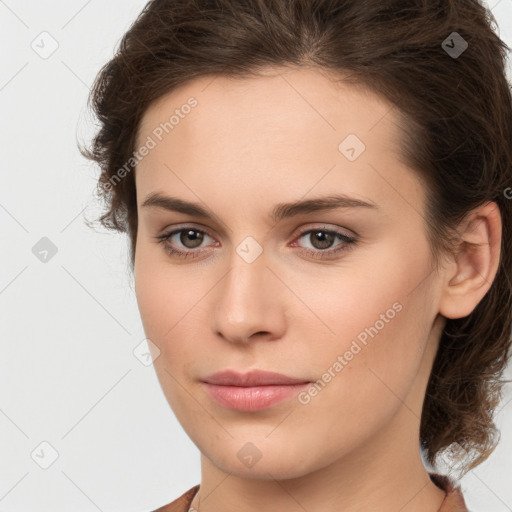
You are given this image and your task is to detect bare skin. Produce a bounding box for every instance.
[133,66,501,512]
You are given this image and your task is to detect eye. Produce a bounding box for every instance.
[153,224,358,260]
[154,226,215,259]
[292,226,357,259]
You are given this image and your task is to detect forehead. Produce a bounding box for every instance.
[136,66,402,152]
[134,66,423,221]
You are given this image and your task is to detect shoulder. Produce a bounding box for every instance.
[429,473,469,512]
[152,484,200,512]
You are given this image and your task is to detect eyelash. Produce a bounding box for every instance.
[154,225,358,261]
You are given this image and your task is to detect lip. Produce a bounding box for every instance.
[202,369,310,386]
[201,370,311,411]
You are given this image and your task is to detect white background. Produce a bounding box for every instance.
[1,1,511,510]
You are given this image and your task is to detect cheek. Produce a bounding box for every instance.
[134,245,200,340]
[134,267,167,342]
[134,256,208,381]
[302,245,433,404]
[134,263,199,415]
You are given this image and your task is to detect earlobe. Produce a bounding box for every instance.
[438,201,502,320]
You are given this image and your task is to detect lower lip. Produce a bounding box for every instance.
[203,382,310,411]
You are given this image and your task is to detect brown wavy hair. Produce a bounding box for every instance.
[79,0,512,474]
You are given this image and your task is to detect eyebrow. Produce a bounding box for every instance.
[141,192,379,223]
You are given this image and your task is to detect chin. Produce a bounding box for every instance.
[197,434,331,481]
[210,451,313,480]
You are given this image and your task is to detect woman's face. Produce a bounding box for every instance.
[133,67,448,479]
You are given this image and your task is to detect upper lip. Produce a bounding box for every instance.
[201,369,310,386]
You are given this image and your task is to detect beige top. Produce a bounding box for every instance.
[153,472,469,512]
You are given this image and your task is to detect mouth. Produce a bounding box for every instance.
[201,369,311,412]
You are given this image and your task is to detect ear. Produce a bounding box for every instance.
[438,201,502,320]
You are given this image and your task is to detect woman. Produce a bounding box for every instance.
[80,0,512,510]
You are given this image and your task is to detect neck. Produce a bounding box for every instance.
[191,411,446,512]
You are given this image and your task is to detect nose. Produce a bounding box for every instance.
[211,250,286,345]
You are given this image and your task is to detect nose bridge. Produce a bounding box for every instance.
[223,241,269,312]
[212,237,281,341]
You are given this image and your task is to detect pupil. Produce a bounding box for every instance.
[313,231,333,249]
[182,229,202,248]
